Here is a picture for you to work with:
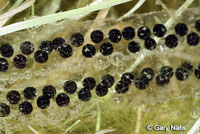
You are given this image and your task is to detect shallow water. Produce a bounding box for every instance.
[0,1,200,134]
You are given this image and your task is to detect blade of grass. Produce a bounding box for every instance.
[31,4,35,16]
[117,0,146,22]
[27,125,41,134]
[95,129,116,134]
[41,0,62,15]
[0,0,36,27]
[49,102,97,130]
[0,0,132,36]
[64,120,81,134]
[96,103,101,132]
[0,0,9,12]
[135,107,142,134]
[187,117,200,134]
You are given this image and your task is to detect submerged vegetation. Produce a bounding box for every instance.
[0,0,200,134]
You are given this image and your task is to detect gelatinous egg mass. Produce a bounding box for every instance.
[0,1,200,134]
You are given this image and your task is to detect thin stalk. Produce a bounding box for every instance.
[0,0,132,36]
